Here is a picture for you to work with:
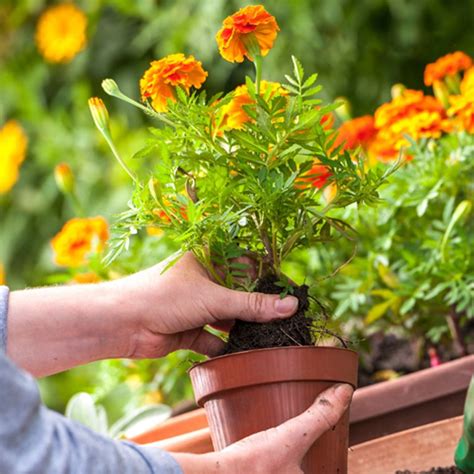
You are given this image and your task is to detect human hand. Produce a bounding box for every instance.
[115,252,299,358]
[168,383,354,473]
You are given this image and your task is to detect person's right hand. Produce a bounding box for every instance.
[170,383,354,473]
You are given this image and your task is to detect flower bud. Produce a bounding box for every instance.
[101,79,121,97]
[54,163,75,194]
[334,97,352,122]
[88,97,110,133]
[391,83,406,99]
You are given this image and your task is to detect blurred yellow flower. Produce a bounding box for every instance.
[448,90,474,134]
[0,120,28,194]
[0,264,5,285]
[51,217,109,267]
[216,5,279,63]
[72,272,101,284]
[36,3,87,63]
[140,54,208,112]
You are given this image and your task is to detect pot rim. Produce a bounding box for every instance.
[190,345,359,406]
[189,344,358,374]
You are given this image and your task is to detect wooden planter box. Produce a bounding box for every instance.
[348,416,463,473]
[349,354,474,445]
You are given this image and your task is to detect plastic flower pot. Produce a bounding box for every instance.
[189,346,358,473]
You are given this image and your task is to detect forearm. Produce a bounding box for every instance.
[7,280,141,377]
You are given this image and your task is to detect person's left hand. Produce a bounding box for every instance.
[114,252,299,358]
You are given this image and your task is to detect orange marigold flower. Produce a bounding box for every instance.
[140,54,208,112]
[374,90,443,129]
[51,217,109,267]
[424,51,472,86]
[334,115,377,151]
[218,80,288,131]
[216,5,279,63]
[460,67,474,94]
[448,90,474,134]
[73,272,101,284]
[297,163,332,190]
[0,120,28,194]
[36,3,87,63]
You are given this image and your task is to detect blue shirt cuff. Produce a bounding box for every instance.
[0,286,9,353]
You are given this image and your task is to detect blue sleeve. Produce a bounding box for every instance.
[0,286,183,474]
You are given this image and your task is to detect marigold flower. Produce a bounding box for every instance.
[140,54,208,112]
[36,3,87,63]
[51,217,109,267]
[216,5,279,63]
[0,120,28,194]
[448,90,474,134]
[424,51,472,86]
[54,163,75,194]
[218,81,288,131]
[333,115,377,151]
[73,272,101,284]
[374,90,443,129]
[297,163,332,190]
[460,67,474,94]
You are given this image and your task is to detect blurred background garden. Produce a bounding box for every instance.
[1,0,473,429]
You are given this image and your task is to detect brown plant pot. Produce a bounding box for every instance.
[189,346,358,473]
[350,354,474,445]
[348,416,463,473]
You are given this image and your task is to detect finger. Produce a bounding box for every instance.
[272,383,354,454]
[211,285,299,322]
[181,328,225,357]
[209,320,234,332]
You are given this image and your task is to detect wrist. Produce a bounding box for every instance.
[172,452,225,474]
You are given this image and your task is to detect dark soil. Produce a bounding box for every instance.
[222,276,314,354]
[395,467,462,473]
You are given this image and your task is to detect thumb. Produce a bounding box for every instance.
[212,285,299,322]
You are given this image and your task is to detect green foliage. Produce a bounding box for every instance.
[104,57,391,289]
[331,132,474,344]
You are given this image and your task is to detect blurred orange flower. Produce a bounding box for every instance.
[334,115,377,151]
[140,54,208,112]
[424,51,472,86]
[0,120,28,194]
[36,3,87,63]
[0,264,5,286]
[73,272,101,284]
[51,217,109,267]
[216,5,279,63]
[297,163,332,190]
[374,90,443,129]
[218,81,287,131]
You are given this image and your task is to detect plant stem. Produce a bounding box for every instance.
[447,306,468,356]
[104,135,140,186]
[254,55,262,94]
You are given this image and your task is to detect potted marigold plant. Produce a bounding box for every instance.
[89,5,392,472]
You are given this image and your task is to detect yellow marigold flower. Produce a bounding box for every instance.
[333,115,377,152]
[216,5,279,63]
[424,51,472,86]
[218,80,287,131]
[51,217,109,267]
[461,67,474,94]
[0,120,28,194]
[374,89,443,129]
[140,54,208,113]
[448,90,474,134]
[36,3,87,63]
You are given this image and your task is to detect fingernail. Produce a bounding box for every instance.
[334,383,354,406]
[274,296,299,316]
